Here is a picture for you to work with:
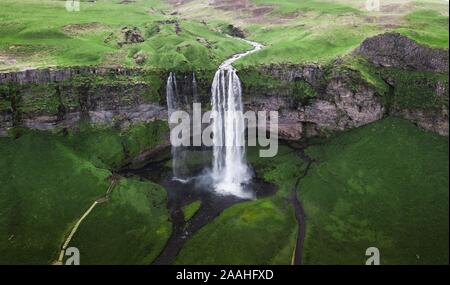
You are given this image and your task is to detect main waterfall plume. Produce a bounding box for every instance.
[210,40,263,198]
[211,68,251,197]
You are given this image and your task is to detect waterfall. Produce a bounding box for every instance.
[166,72,177,116]
[166,72,187,180]
[211,68,251,197]
[165,39,263,198]
[209,39,263,197]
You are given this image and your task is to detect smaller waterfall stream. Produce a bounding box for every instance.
[166,72,187,180]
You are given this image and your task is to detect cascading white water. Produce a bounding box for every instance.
[210,39,263,198]
[166,72,177,117]
[165,39,263,198]
[211,68,251,197]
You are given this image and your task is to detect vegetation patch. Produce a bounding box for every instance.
[67,177,171,265]
[182,201,201,222]
[0,131,110,264]
[396,10,449,49]
[300,117,449,264]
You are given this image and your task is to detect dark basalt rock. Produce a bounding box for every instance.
[119,27,145,47]
[354,32,449,73]
[227,24,246,38]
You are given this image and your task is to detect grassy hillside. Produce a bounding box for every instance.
[300,117,449,264]
[1,0,448,70]
[67,178,171,265]
[0,121,170,264]
[396,9,449,48]
[237,1,448,66]
[0,132,110,264]
[173,118,449,265]
[0,0,250,71]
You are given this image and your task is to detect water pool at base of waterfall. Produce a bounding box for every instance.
[119,146,277,264]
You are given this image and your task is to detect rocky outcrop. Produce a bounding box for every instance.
[392,108,449,136]
[0,67,143,85]
[242,33,449,138]
[246,71,385,140]
[119,27,145,47]
[354,32,449,73]
[226,24,246,38]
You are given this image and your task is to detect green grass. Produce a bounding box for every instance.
[238,2,447,66]
[396,10,449,49]
[174,197,297,265]
[253,0,359,16]
[0,131,111,264]
[237,24,378,66]
[299,117,449,264]
[0,121,170,264]
[0,1,447,70]
[174,146,305,265]
[182,200,201,222]
[0,0,251,71]
[67,177,171,265]
[67,126,126,169]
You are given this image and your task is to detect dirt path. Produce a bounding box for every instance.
[53,178,117,265]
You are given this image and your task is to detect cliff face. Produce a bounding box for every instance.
[243,65,385,139]
[0,33,448,138]
[0,68,167,136]
[242,33,448,138]
[355,32,449,136]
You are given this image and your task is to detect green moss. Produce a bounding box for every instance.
[238,66,317,102]
[66,125,126,169]
[382,68,448,111]
[174,197,297,265]
[343,56,449,111]
[124,121,169,158]
[65,120,169,169]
